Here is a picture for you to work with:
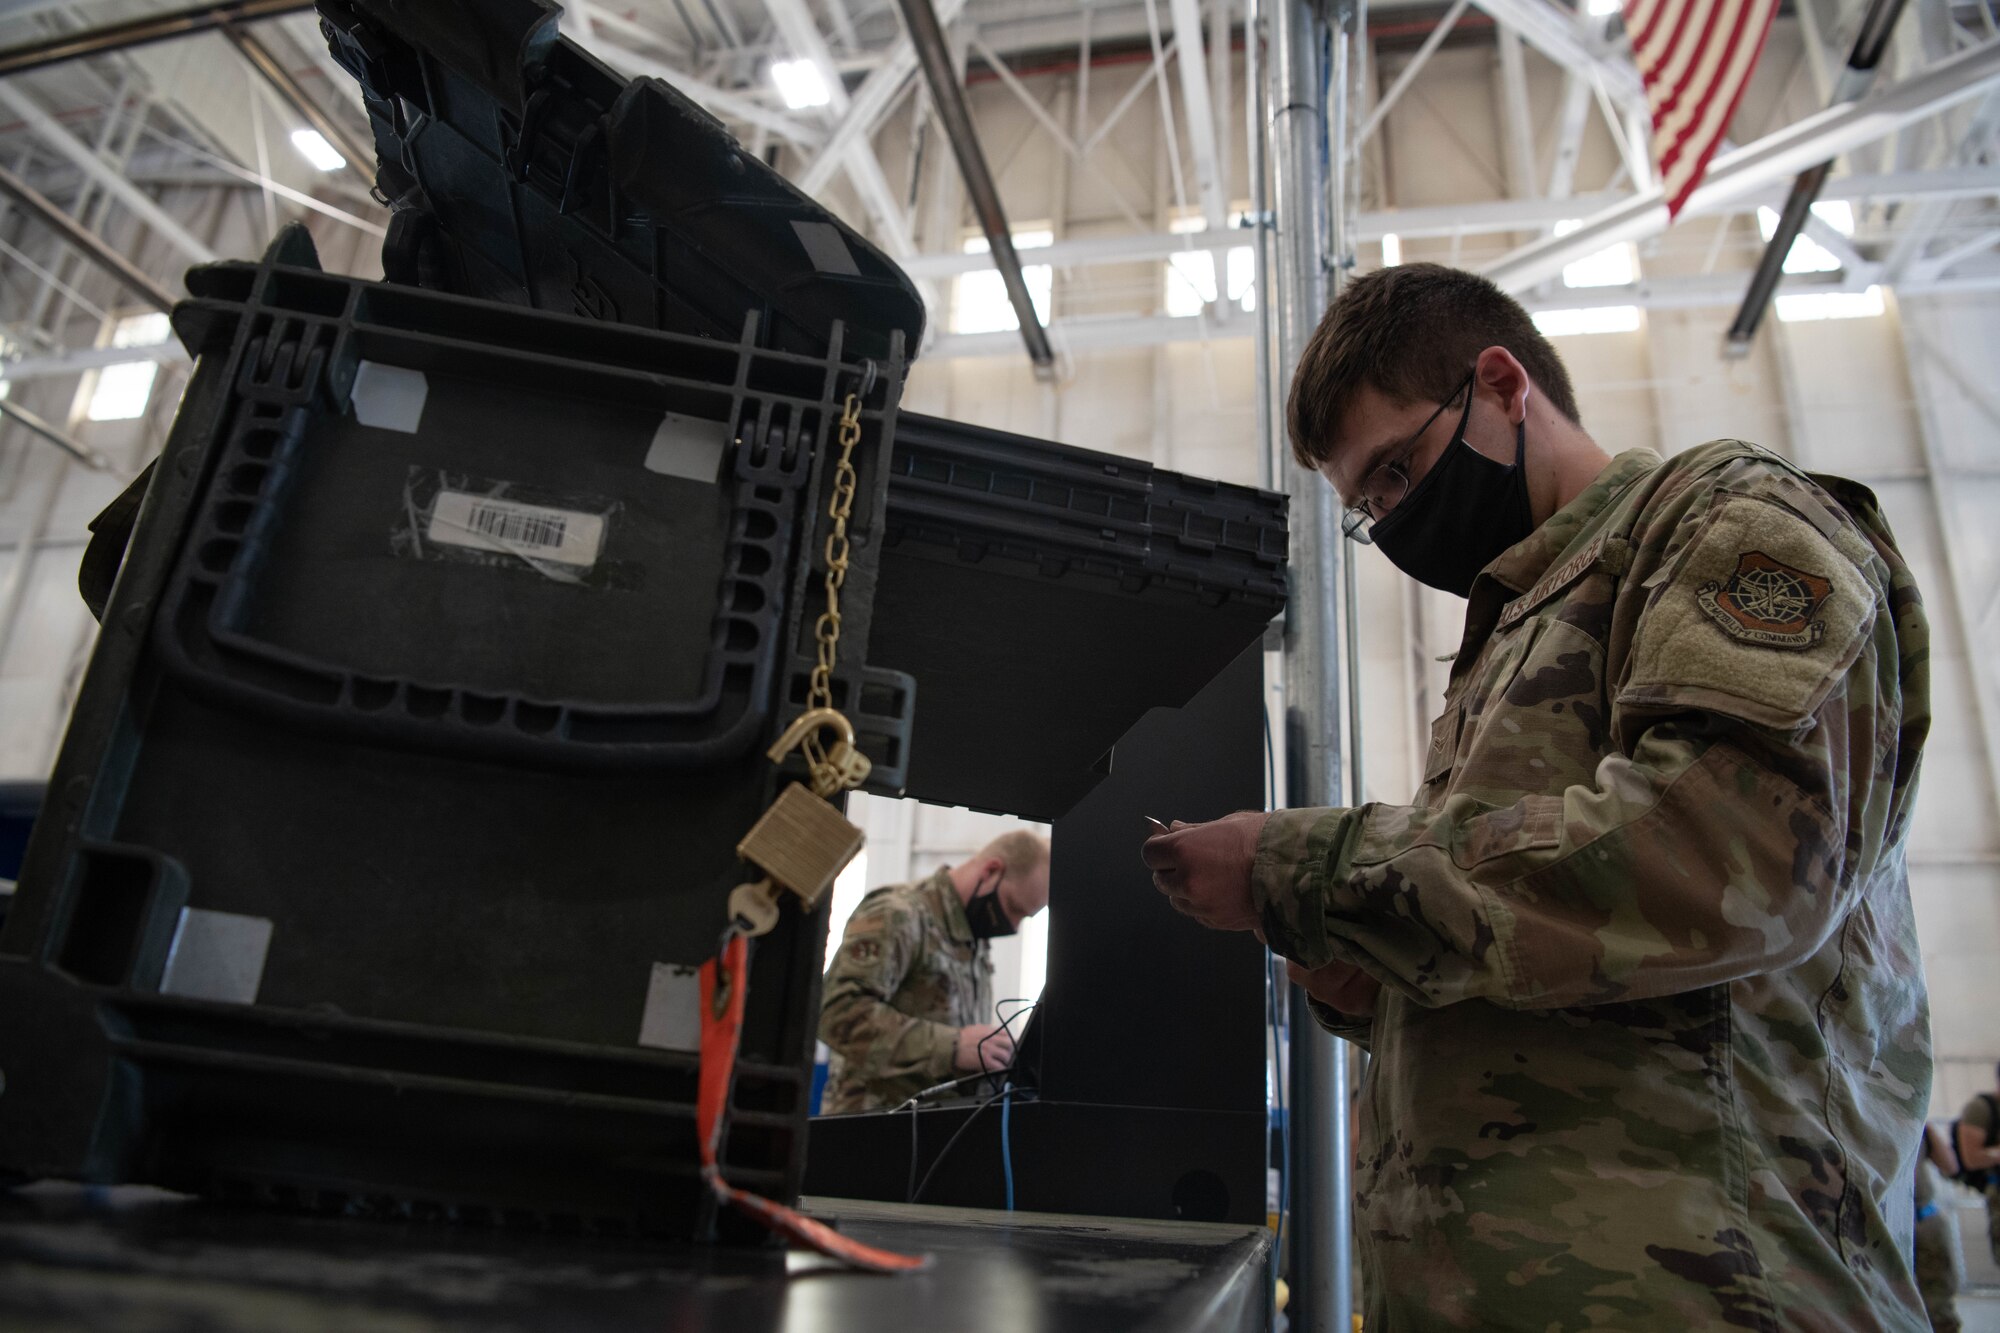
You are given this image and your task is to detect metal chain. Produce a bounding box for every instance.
[799,391,864,791]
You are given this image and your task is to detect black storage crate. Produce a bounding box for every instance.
[876,414,1286,820]
[0,226,909,1240]
[318,0,924,362]
[312,0,1287,822]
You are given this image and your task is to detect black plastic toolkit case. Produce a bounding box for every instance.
[0,0,1285,1239]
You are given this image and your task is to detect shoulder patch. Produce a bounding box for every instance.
[1695,551,1833,649]
[1620,494,1877,732]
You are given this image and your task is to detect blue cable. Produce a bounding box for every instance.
[1262,704,1288,1290]
[1001,1082,1016,1211]
[1271,953,1289,1289]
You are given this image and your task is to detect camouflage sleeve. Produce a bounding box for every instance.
[817,899,959,1085]
[1304,995,1374,1049]
[1254,496,1892,1011]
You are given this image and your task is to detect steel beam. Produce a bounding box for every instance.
[1467,0,1646,111]
[1357,0,1471,148]
[1210,0,1233,228]
[797,0,969,196]
[1919,224,2000,277]
[1882,88,2000,282]
[897,163,2000,276]
[1169,0,1228,227]
[1545,58,1593,201]
[0,159,175,311]
[1082,38,1180,156]
[0,82,216,266]
[967,34,1149,228]
[0,0,310,77]
[1495,25,1538,200]
[0,396,106,469]
[1899,315,2000,828]
[1484,37,2000,292]
[1143,0,1196,225]
[896,0,1053,369]
[906,260,2000,356]
[0,339,189,381]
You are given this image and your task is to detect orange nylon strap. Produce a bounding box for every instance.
[697,932,928,1273]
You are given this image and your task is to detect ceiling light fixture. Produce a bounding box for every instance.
[771,59,832,110]
[289,128,347,172]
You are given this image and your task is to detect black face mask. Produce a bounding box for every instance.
[1369,389,1535,598]
[963,873,1016,939]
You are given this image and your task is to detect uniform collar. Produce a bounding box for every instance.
[1476,448,1661,597]
[922,867,977,945]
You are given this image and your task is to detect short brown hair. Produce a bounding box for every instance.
[1286,263,1581,471]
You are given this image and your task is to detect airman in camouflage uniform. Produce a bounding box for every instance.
[820,833,1050,1114]
[1914,1124,1962,1333]
[1145,265,1932,1330]
[1254,441,1931,1328]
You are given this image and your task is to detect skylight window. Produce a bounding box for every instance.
[1164,213,1255,317]
[86,311,172,423]
[952,230,1053,334]
[1532,306,1643,337]
[1775,286,1885,323]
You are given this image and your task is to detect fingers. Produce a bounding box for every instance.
[1284,958,1382,1016]
[1139,832,1183,871]
[983,1034,1016,1069]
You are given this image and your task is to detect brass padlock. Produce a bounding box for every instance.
[735,782,863,909]
[735,708,867,910]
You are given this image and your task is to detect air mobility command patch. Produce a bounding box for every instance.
[1695,551,1833,649]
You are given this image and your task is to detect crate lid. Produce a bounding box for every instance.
[319,0,924,362]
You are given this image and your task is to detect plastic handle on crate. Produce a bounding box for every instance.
[697,933,929,1273]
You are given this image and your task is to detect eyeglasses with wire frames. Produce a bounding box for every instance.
[1339,370,1476,545]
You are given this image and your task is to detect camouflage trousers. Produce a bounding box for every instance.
[1916,1205,1963,1333]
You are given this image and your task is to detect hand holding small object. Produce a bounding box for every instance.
[1138,810,1267,931]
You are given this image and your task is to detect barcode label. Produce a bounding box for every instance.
[428,492,604,568]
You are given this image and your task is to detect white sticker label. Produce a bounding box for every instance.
[638,962,701,1052]
[428,492,605,569]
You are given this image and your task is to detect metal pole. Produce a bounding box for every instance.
[219,17,376,175]
[0,399,108,471]
[1247,0,1274,489]
[1272,0,1352,1325]
[0,160,177,312]
[1725,0,1910,351]
[0,0,312,77]
[894,0,1055,373]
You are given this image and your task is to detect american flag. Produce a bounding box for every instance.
[1624,0,1780,217]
